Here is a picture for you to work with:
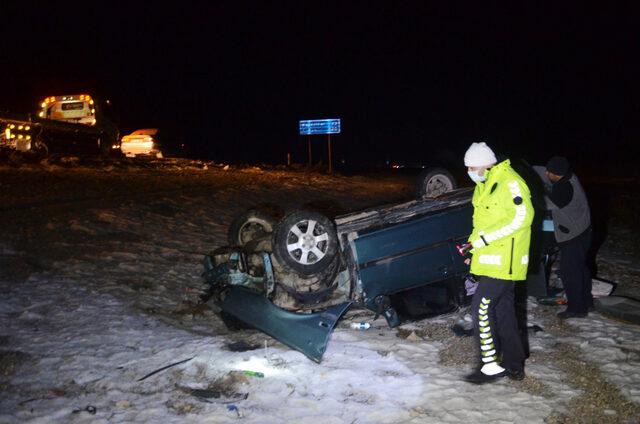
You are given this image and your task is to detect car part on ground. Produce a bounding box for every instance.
[416,167,457,198]
[214,286,352,363]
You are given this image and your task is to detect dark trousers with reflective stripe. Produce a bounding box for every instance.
[560,228,593,314]
[471,276,525,372]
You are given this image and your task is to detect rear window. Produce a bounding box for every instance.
[61,102,85,111]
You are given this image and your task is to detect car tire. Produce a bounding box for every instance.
[98,128,120,157]
[416,167,457,198]
[270,238,342,306]
[227,209,277,246]
[272,210,339,277]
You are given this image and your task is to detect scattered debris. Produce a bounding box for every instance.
[409,406,428,418]
[227,404,243,418]
[176,371,251,405]
[405,331,423,342]
[537,296,567,306]
[179,387,249,404]
[165,399,202,415]
[115,400,131,409]
[18,397,48,406]
[451,321,473,337]
[349,322,371,330]
[241,370,264,378]
[528,324,544,333]
[72,405,97,415]
[226,341,261,352]
[137,356,195,382]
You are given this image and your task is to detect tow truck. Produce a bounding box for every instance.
[0,94,119,157]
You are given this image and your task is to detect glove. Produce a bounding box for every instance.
[456,243,472,256]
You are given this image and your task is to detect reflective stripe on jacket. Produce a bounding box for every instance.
[469,159,534,281]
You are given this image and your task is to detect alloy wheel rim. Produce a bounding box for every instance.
[286,219,329,265]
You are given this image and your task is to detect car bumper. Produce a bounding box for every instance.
[210,286,352,362]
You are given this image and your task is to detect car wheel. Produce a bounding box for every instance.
[98,130,119,157]
[271,252,342,308]
[227,209,277,246]
[272,210,339,276]
[416,167,457,198]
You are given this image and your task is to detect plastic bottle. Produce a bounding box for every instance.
[241,370,265,378]
[350,322,371,330]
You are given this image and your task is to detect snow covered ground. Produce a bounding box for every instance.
[1,160,639,423]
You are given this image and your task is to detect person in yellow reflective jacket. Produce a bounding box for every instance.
[462,142,534,384]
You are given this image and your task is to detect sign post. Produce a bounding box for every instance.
[299,119,341,172]
[327,133,332,173]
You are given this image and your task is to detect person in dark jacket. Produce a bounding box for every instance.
[534,156,592,319]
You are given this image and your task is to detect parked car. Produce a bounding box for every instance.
[119,129,163,158]
[203,168,555,362]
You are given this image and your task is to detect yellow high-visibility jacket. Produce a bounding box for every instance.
[469,159,534,281]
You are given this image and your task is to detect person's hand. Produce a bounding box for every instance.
[464,258,471,266]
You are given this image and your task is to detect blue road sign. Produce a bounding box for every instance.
[299,119,341,135]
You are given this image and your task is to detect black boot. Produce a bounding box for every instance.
[463,368,508,384]
[506,368,525,381]
[557,310,587,319]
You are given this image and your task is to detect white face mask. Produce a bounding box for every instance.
[468,171,486,183]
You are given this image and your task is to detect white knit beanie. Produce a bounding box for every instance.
[464,142,497,167]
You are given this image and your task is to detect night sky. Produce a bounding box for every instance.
[1,2,638,169]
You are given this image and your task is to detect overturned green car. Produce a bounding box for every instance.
[203,170,491,360]
[203,167,555,362]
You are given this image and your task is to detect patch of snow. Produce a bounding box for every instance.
[0,274,581,423]
[560,314,640,403]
